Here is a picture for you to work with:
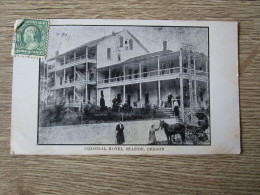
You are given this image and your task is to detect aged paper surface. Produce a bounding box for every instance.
[11,19,240,155]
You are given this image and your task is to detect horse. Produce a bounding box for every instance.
[159,120,186,144]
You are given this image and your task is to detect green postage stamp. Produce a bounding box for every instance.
[13,19,49,57]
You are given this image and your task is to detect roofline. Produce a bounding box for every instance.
[47,30,150,61]
[126,31,149,54]
[47,32,120,61]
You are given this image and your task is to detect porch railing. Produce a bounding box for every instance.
[98,67,208,84]
[47,75,96,90]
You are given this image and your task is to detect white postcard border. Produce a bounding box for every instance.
[11,19,240,155]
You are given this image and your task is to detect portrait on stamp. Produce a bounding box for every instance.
[23,25,41,50]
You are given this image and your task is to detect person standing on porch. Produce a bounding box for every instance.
[116,121,125,144]
[173,100,179,116]
[167,92,173,107]
[148,124,160,145]
[100,95,105,111]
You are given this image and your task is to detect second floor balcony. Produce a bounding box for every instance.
[97,67,208,86]
[47,75,96,90]
[48,54,97,72]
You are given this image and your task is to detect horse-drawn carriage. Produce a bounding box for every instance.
[159,112,209,145]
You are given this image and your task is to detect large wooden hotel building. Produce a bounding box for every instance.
[45,30,209,123]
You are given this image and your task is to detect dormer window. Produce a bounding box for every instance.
[129,39,133,50]
[107,48,111,60]
[119,36,123,47]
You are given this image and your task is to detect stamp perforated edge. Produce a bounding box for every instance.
[11,18,50,59]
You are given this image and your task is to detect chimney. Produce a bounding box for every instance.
[163,41,167,51]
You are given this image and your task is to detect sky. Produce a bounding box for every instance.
[47,25,208,59]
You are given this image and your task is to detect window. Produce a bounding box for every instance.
[119,36,123,47]
[129,39,133,50]
[125,40,128,44]
[107,48,111,60]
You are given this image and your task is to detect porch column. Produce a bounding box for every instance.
[123,64,126,80]
[86,63,88,82]
[63,88,65,104]
[188,50,194,122]
[109,87,111,107]
[109,67,111,83]
[85,47,89,82]
[158,80,161,107]
[74,51,76,60]
[180,78,184,122]
[194,58,196,77]
[139,83,142,107]
[179,48,183,73]
[139,63,142,78]
[123,85,126,103]
[97,70,99,84]
[194,80,197,107]
[74,66,76,82]
[64,68,66,84]
[157,57,160,75]
[73,86,76,101]
[85,84,88,103]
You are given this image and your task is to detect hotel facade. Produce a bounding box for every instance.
[44,30,209,123]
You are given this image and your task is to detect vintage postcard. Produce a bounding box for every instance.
[11,19,240,154]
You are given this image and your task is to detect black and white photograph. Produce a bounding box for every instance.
[38,25,210,145]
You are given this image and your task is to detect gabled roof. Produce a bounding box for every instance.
[97,50,176,69]
[48,30,149,61]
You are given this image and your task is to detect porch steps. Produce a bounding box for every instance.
[158,108,182,122]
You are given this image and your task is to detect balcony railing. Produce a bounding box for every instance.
[49,54,97,72]
[98,67,207,85]
[61,55,87,66]
[47,76,96,90]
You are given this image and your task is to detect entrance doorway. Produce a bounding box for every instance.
[117,94,122,103]
[127,95,131,106]
[145,93,149,105]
